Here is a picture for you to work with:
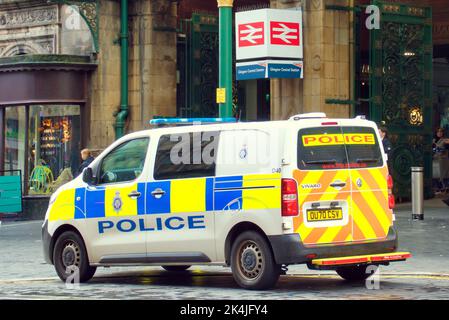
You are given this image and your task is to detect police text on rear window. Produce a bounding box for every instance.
[298,127,383,170]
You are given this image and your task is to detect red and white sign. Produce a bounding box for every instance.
[270,21,300,46]
[238,22,265,47]
[236,9,303,68]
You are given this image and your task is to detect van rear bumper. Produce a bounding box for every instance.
[268,226,398,265]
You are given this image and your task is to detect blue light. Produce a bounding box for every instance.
[149,117,237,125]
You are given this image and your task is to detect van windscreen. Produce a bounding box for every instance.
[298,126,383,170]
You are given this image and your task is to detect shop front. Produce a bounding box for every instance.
[0,55,96,219]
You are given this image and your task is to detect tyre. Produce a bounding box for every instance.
[162,265,191,272]
[336,264,375,282]
[230,231,281,290]
[53,231,96,283]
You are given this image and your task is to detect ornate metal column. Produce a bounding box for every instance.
[217,0,234,118]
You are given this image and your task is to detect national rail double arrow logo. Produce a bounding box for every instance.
[270,21,300,46]
[238,22,265,47]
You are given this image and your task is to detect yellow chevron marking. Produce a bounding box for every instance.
[352,200,377,240]
[317,225,343,244]
[369,167,388,191]
[300,170,351,244]
[297,171,325,239]
[351,171,391,233]
[298,222,314,240]
[345,233,352,242]
[298,170,325,198]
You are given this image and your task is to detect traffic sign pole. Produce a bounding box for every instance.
[217,0,234,118]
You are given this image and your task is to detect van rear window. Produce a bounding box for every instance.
[298,126,383,170]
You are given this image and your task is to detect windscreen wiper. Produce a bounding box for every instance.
[305,159,337,165]
[356,158,379,164]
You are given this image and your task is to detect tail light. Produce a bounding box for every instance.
[389,194,396,209]
[282,179,299,217]
[387,175,394,190]
[387,175,395,209]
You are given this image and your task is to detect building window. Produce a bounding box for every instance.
[5,106,26,175]
[2,104,82,196]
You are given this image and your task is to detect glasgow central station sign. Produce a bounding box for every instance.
[235,8,304,80]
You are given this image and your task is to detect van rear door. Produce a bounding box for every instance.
[342,126,393,242]
[293,126,353,245]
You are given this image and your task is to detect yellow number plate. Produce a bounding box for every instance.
[307,208,343,222]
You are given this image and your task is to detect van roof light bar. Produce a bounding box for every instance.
[289,113,327,121]
[149,117,237,126]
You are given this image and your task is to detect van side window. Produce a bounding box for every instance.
[154,131,219,180]
[98,138,149,184]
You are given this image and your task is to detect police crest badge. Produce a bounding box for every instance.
[113,191,123,213]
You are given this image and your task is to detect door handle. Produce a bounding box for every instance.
[330,182,346,189]
[128,191,142,199]
[151,188,166,199]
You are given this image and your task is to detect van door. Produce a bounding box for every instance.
[145,131,219,262]
[293,126,353,245]
[214,129,283,262]
[84,137,150,263]
[342,126,393,241]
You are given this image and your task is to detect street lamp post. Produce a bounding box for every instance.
[217,0,234,118]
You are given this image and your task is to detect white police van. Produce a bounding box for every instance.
[42,114,410,290]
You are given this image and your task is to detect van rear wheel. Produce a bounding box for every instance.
[162,265,191,272]
[53,231,96,283]
[231,231,281,290]
[336,265,374,282]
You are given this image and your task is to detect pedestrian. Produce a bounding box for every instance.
[379,127,393,161]
[77,148,95,176]
[433,127,449,194]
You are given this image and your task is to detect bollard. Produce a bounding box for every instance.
[411,167,424,220]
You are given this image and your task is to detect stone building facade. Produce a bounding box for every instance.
[0,0,448,218]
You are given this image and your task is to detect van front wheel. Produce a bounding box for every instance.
[336,265,374,282]
[53,231,96,283]
[231,231,281,290]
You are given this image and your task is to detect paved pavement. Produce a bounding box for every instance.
[0,197,448,299]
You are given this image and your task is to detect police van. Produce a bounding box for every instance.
[42,113,411,290]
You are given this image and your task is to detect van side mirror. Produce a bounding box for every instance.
[82,167,96,185]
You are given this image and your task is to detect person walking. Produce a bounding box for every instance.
[379,127,393,162]
[77,149,95,176]
[433,128,449,194]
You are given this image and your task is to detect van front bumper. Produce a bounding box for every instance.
[268,226,398,265]
[41,220,53,265]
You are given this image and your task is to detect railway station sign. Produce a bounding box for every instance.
[235,8,303,80]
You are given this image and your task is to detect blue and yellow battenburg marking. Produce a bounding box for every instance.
[48,173,281,222]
